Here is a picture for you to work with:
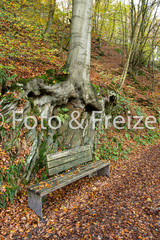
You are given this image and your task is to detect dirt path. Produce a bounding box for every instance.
[0,143,160,239]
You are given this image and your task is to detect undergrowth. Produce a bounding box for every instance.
[0,163,23,209]
[96,91,160,163]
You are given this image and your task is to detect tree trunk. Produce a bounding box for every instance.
[44,0,56,36]
[119,11,141,89]
[66,0,101,110]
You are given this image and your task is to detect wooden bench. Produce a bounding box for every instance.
[28,145,110,218]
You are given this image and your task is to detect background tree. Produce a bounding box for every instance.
[129,0,160,71]
[44,0,56,36]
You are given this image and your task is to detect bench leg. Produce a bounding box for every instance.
[97,165,110,177]
[28,190,43,219]
[89,171,98,178]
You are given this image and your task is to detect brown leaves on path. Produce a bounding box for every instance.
[0,143,160,239]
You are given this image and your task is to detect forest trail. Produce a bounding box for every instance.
[0,142,160,239]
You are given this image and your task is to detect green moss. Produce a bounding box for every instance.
[92,83,101,94]
[10,77,33,91]
[18,78,33,85]
[55,75,66,83]
[10,82,19,91]
[11,68,67,92]
[46,69,56,76]
[34,140,47,176]
[39,141,47,165]
[31,68,67,85]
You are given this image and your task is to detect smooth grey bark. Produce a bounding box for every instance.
[66,0,101,110]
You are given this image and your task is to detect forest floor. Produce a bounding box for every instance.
[0,141,160,239]
[0,18,160,239]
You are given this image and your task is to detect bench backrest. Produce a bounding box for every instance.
[46,145,92,177]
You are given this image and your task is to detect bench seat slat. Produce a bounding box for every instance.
[28,160,95,190]
[47,151,92,169]
[28,160,109,197]
[29,159,107,188]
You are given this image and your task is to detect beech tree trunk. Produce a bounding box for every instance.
[44,0,56,36]
[66,0,101,110]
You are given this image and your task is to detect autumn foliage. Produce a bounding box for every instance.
[0,0,160,239]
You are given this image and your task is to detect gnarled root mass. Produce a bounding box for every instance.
[0,78,115,182]
[24,78,101,111]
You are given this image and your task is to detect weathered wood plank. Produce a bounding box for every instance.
[49,161,109,187]
[47,145,91,161]
[39,162,104,195]
[47,151,92,169]
[28,161,110,196]
[48,155,92,176]
[28,160,109,192]
[41,162,109,196]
